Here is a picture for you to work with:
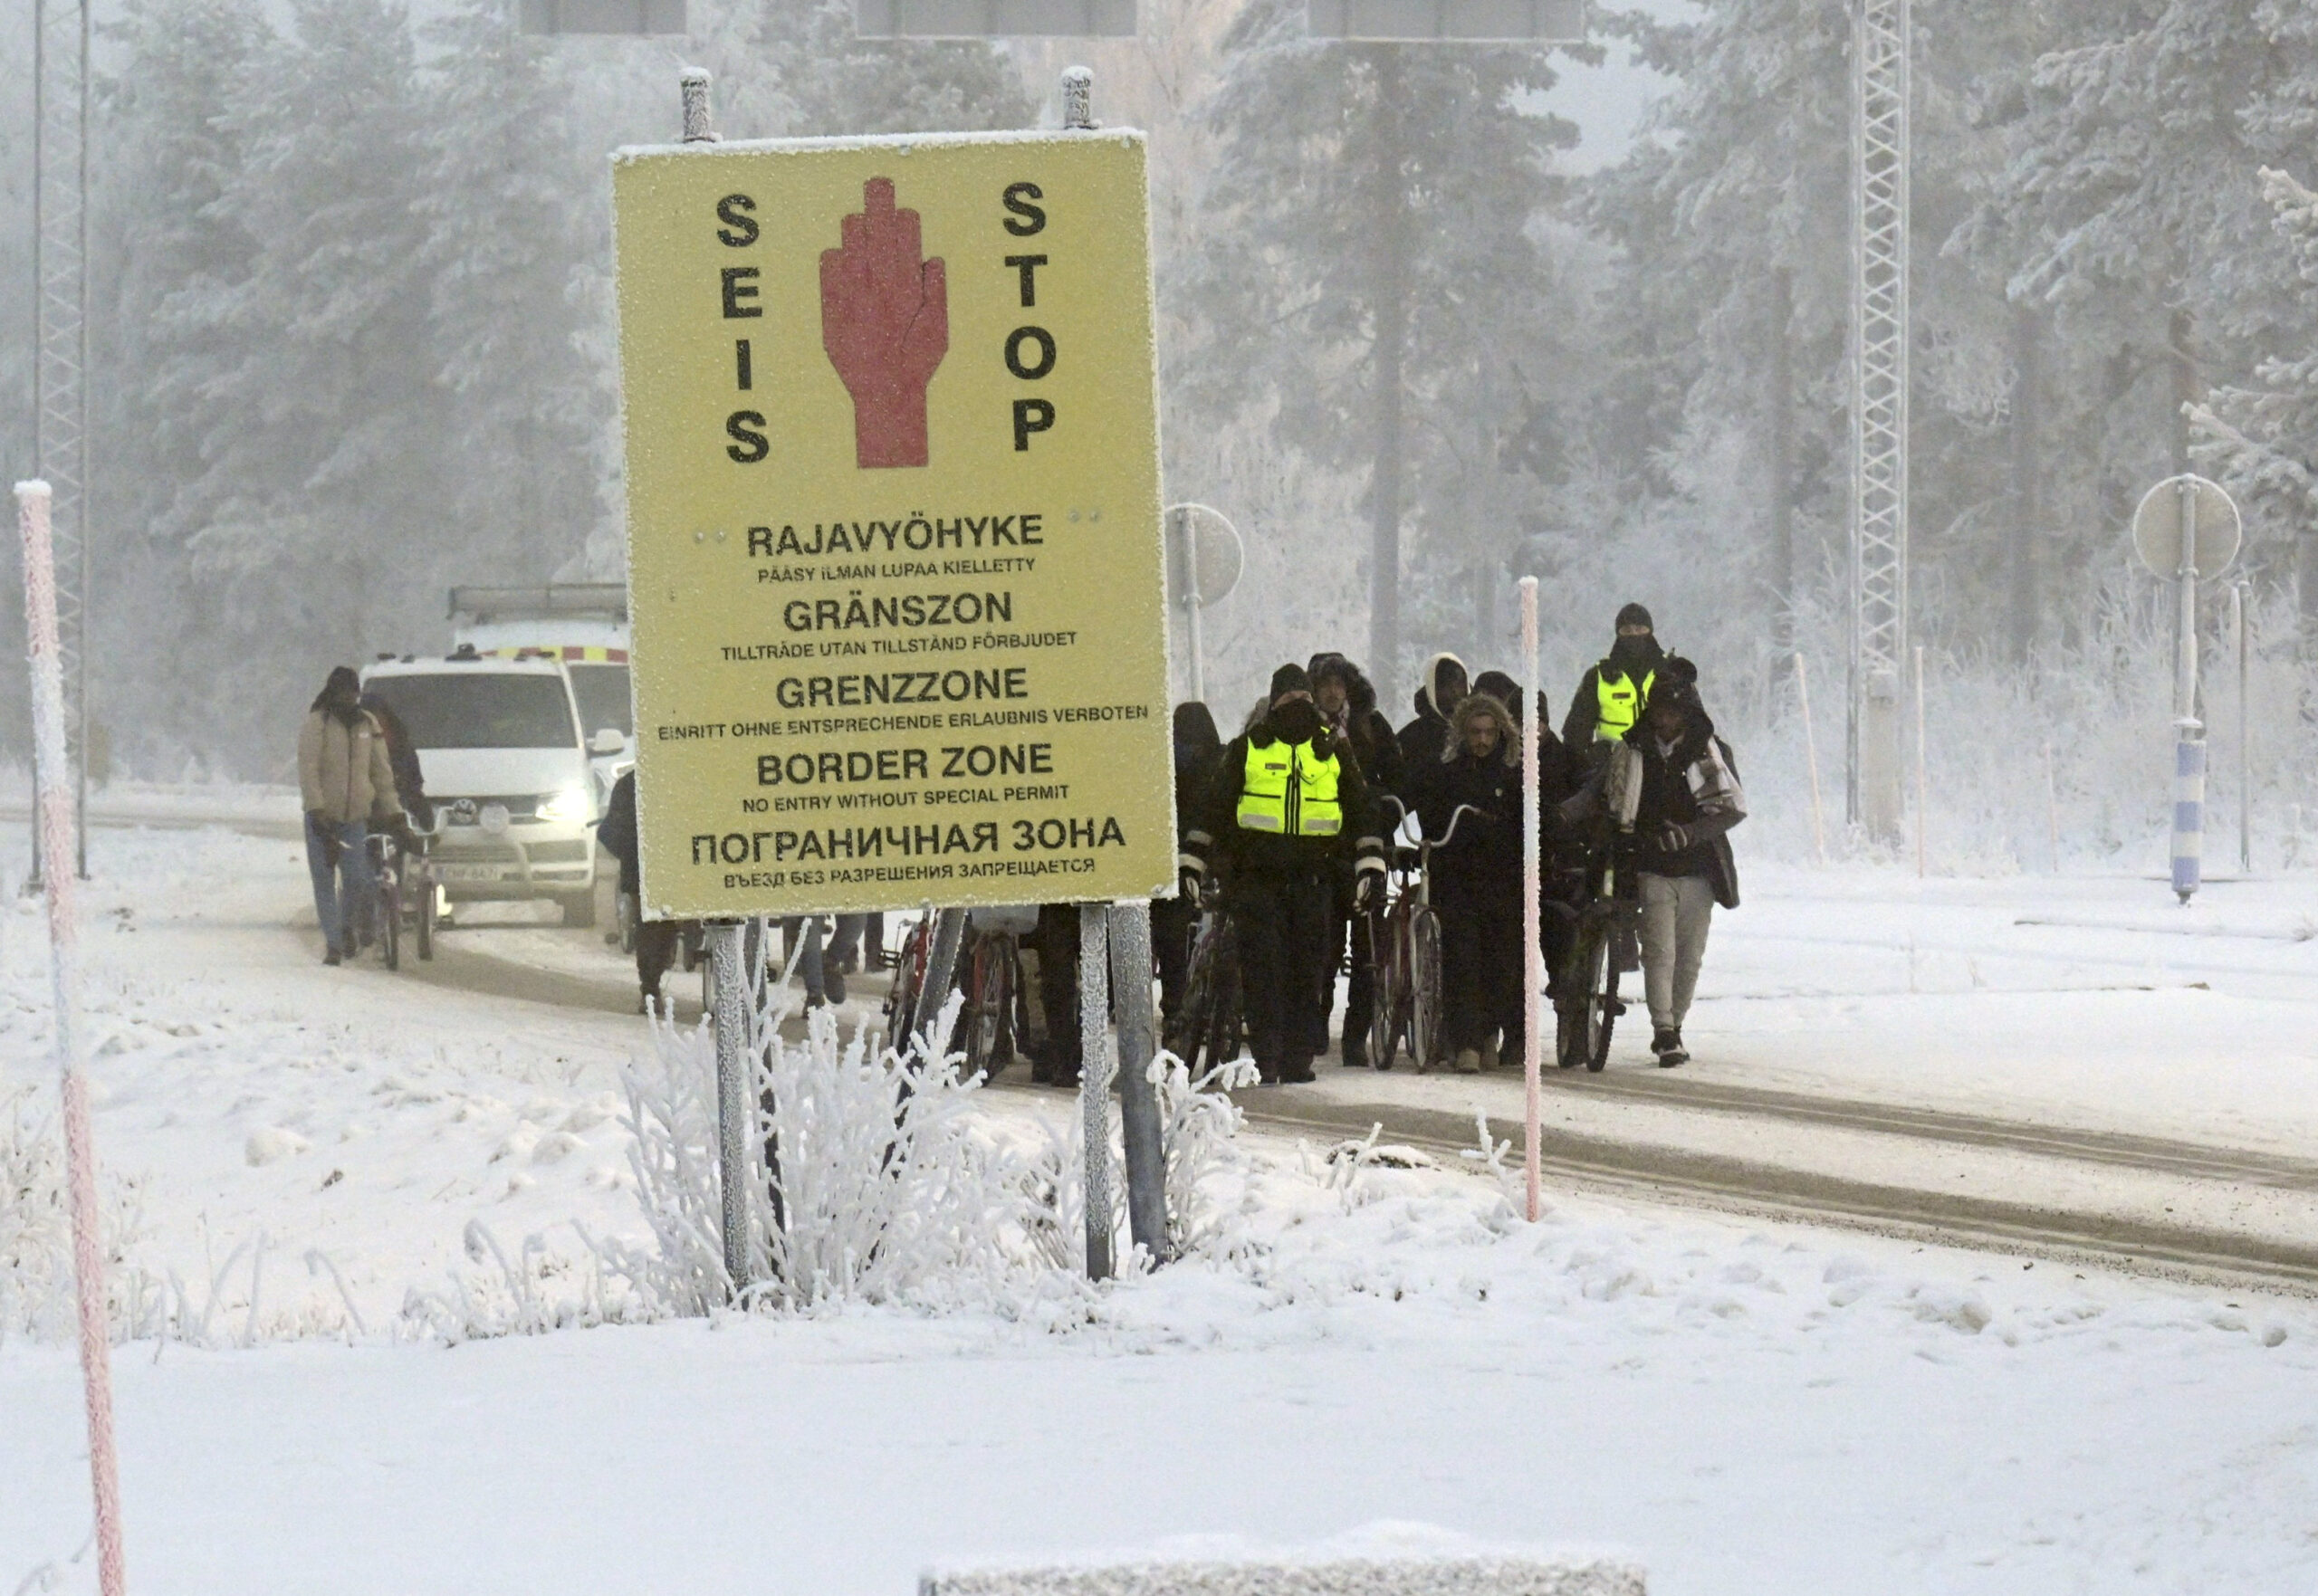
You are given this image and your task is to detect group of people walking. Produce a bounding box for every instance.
[302,604,1743,1085]
[1175,603,1746,1081]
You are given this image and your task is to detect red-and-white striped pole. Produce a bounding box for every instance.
[16,481,127,1596]
[1519,576,1543,1222]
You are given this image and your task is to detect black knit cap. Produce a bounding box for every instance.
[1269,662,1313,703]
[1652,655,1701,711]
[1615,602,1654,633]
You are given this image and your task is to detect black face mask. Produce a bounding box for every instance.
[1271,699,1322,744]
[1610,635,1662,674]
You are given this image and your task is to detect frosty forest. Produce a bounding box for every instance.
[2,0,2317,866]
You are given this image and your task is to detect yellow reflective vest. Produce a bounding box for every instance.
[1595,665,1655,742]
[1235,736,1344,836]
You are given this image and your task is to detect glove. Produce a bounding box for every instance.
[1178,865,1205,903]
[1354,865,1384,913]
[1653,822,1692,853]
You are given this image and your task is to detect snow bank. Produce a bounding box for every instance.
[925,1524,1645,1596]
[923,1554,1643,1596]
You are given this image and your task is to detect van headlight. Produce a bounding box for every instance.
[538,784,592,824]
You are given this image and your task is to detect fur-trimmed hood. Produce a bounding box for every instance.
[1442,691,1518,767]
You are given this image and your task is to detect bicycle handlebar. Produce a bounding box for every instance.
[1409,801,1483,852]
[1375,793,1494,851]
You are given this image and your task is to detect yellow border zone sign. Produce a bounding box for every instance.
[612,129,1173,920]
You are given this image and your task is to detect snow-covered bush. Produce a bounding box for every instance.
[0,1086,161,1346]
[603,978,1059,1316]
[599,954,1264,1316]
[1156,1052,1260,1257]
[0,1086,73,1342]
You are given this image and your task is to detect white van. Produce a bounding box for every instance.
[359,651,611,927]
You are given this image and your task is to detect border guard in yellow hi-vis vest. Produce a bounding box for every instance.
[1560,602,1666,767]
[1181,663,1384,1085]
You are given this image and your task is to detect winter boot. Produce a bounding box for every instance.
[1341,1034,1368,1070]
[1452,1046,1482,1075]
[323,944,342,967]
[1478,1034,1499,1074]
[1652,1027,1689,1068]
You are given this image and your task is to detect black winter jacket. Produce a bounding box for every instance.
[597,769,640,895]
[1557,707,1747,908]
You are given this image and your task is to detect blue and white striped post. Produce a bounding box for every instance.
[2169,476,2204,903]
[2170,734,2205,901]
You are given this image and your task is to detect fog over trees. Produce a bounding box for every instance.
[0,0,2312,856]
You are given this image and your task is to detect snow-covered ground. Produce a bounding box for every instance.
[5,820,2318,1593]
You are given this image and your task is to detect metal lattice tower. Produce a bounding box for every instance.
[32,0,91,880]
[1847,0,1908,838]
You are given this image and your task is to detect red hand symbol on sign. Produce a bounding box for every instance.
[819,177,948,469]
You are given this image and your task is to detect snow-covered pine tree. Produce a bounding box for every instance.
[414,0,612,594]
[1956,0,2318,632]
[1173,0,1585,696]
[1580,0,1851,677]
[92,0,277,768]
[181,0,449,757]
[2193,164,2318,654]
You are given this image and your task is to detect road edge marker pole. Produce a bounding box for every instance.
[1520,575,1542,1223]
[18,479,127,1596]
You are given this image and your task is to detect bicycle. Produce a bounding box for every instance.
[1553,742,1643,1073]
[403,826,437,962]
[363,832,403,971]
[1163,885,1242,1081]
[955,906,1037,1081]
[1367,799,1488,1074]
[882,909,935,1052]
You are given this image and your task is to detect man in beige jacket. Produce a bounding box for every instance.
[299,665,402,964]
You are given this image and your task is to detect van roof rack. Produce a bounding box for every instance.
[447,583,627,623]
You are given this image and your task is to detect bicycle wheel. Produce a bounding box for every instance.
[378,863,401,971]
[963,939,1009,1080]
[1590,952,1621,1072]
[1368,908,1404,1071]
[1212,917,1244,1070]
[1166,927,1216,1075]
[1556,917,1616,1071]
[1409,909,1444,1073]
[1172,913,1241,1080]
[414,866,436,961]
[883,919,926,1048]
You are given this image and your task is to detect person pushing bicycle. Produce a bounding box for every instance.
[1181,664,1386,1085]
[297,665,405,966]
[1416,689,1527,1073]
[1556,658,1744,1067]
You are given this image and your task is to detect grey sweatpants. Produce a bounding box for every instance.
[1638,871,1715,1030]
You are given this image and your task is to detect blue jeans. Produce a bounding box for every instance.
[306,819,375,954]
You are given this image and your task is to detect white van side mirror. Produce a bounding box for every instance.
[590,727,627,756]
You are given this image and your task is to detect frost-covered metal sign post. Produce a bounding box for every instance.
[612,125,1174,922]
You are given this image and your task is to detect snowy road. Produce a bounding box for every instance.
[387,866,2318,1288]
[24,789,2318,1282]
[9,814,2318,1594]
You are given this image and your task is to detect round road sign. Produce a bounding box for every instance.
[1165,502,1243,608]
[2131,474,2241,581]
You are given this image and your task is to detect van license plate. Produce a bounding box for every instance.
[436,863,511,884]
